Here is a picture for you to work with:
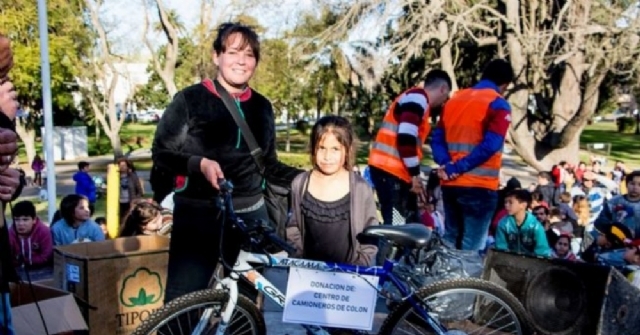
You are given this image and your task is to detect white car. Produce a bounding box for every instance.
[137,111,159,123]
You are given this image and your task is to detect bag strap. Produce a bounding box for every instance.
[202,79,265,175]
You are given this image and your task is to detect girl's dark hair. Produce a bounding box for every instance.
[95,217,106,225]
[309,115,356,171]
[213,22,261,62]
[13,200,36,218]
[117,157,136,173]
[49,210,62,229]
[120,199,162,237]
[60,194,89,225]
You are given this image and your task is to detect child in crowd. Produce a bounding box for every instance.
[419,198,444,236]
[8,201,53,268]
[51,194,105,245]
[530,191,549,210]
[595,171,640,238]
[551,234,577,261]
[548,208,574,236]
[581,222,632,264]
[494,189,551,257]
[286,116,378,267]
[535,171,557,206]
[119,199,164,237]
[558,192,579,222]
[95,217,109,239]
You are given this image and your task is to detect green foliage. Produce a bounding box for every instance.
[0,0,90,120]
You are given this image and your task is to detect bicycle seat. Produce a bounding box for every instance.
[362,223,432,248]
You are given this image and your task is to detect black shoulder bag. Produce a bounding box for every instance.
[211,80,291,239]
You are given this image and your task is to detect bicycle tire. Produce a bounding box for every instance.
[131,289,266,335]
[378,278,533,335]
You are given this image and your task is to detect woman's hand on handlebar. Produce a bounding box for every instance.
[200,158,224,189]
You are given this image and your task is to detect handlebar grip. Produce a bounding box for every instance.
[266,232,297,255]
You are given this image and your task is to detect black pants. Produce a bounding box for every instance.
[163,196,266,304]
[369,166,418,265]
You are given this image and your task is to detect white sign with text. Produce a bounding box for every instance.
[283,268,379,330]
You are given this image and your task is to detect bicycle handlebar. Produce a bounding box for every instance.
[217,178,297,256]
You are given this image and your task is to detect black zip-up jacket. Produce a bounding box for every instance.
[152,81,302,203]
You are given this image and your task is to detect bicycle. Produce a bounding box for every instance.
[132,180,532,335]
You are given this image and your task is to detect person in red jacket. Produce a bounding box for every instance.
[8,201,53,268]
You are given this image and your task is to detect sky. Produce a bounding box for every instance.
[100,0,396,57]
[102,0,326,55]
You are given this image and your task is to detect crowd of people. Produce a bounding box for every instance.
[6,157,173,282]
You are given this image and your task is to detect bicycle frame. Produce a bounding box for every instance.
[191,181,448,335]
[209,249,448,335]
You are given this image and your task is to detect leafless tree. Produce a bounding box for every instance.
[317,0,640,170]
[80,0,132,157]
[142,0,181,98]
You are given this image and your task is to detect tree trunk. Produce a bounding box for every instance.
[437,20,458,91]
[285,119,291,152]
[15,120,36,164]
[143,0,180,99]
[109,130,123,157]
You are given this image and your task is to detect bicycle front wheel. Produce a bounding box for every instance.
[131,289,266,335]
[379,278,532,335]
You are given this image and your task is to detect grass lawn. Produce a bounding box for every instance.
[580,122,640,167]
[88,157,155,173]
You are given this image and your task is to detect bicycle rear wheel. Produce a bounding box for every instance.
[131,289,266,335]
[379,278,532,335]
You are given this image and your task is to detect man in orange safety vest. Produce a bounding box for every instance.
[368,70,452,227]
[430,59,515,251]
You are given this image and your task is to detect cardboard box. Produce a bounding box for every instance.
[53,236,170,335]
[10,282,88,334]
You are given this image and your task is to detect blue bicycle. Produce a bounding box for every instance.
[133,180,532,335]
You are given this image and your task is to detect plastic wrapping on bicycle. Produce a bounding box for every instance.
[218,179,297,255]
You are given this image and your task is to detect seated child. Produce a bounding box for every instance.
[551,233,577,261]
[119,199,164,237]
[9,201,53,268]
[495,189,551,257]
[581,222,632,263]
[51,195,105,245]
[418,199,445,236]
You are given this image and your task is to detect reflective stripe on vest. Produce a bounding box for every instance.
[440,88,503,190]
[368,89,431,183]
[446,142,501,178]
